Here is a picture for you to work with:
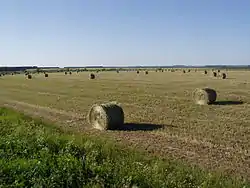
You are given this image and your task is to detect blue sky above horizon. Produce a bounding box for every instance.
[1,0,250,67]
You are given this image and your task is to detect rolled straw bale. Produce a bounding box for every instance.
[222,73,227,79]
[193,88,217,105]
[88,102,124,130]
[90,73,95,79]
[27,74,32,79]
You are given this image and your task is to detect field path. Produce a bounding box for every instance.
[2,99,250,180]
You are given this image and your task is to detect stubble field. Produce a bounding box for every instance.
[0,70,250,180]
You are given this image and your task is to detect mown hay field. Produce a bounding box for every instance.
[0,70,250,180]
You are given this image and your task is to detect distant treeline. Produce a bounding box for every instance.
[1,65,250,72]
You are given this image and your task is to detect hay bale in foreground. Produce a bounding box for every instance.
[88,102,124,130]
[193,88,217,105]
[222,73,227,79]
[27,74,32,79]
[90,73,95,79]
[44,73,48,77]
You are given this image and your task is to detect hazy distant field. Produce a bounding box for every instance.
[1,70,250,180]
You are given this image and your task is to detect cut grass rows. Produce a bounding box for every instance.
[0,107,249,187]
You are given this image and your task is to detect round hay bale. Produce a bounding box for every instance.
[161,69,164,72]
[65,72,67,75]
[44,73,49,77]
[88,102,124,130]
[90,73,95,79]
[145,71,148,74]
[136,70,139,74]
[27,74,32,79]
[193,88,217,105]
[183,70,186,73]
[204,70,208,74]
[222,73,227,79]
[188,69,191,72]
[213,72,217,77]
[69,72,72,75]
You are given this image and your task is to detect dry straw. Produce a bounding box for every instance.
[87,102,124,130]
[193,88,217,105]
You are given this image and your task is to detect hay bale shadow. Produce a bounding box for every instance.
[213,101,243,105]
[116,123,166,131]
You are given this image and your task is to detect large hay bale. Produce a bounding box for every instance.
[87,102,124,130]
[90,73,95,79]
[65,72,68,75]
[193,88,217,105]
[27,74,32,79]
[213,72,217,77]
[44,73,49,77]
[222,73,227,79]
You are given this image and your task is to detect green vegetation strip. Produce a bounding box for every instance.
[0,107,248,188]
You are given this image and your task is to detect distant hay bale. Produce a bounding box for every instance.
[90,73,95,79]
[145,71,148,74]
[87,102,124,130]
[213,72,217,77]
[44,73,49,77]
[222,73,227,79]
[27,74,32,79]
[183,70,186,73]
[188,69,191,72]
[193,88,217,105]
[204,70,208,74]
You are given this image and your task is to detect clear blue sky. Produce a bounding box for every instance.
[1,0,250,67]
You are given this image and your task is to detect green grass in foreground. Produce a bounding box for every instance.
[0,107,249,188]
